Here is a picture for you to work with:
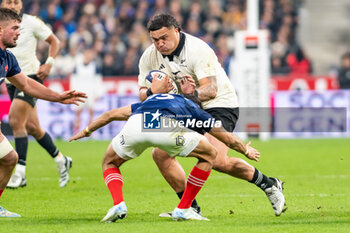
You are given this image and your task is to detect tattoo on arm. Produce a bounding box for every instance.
[197,76,217,101]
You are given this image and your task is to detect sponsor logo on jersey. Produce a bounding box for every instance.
[159,64,165,70]
[5,65,8,72]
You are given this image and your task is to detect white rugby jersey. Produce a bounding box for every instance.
[8,14,52,75]
[70,57,104,99]
[138,32,239,109]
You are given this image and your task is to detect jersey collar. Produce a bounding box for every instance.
[162,32,186,61]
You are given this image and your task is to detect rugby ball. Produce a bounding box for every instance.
[145,70,178,94]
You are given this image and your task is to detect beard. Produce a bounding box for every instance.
[3,40,17,48]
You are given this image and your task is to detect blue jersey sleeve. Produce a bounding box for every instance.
[129,94,217,134]
[131,102,142,113]
[6,52,21,77]
[181,97,216,133]
[190,106,215,133]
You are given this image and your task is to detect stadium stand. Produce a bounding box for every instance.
[19,0,304,78]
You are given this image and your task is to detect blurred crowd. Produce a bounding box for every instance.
[22,0,308,78]
[337,52,350,89]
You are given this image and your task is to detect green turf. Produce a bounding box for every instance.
[1,138,349,232]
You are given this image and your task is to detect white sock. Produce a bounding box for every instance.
[15,164,26,177]
[54,153,65,167]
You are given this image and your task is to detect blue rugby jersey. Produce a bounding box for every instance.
[0,48,21,85]
[131,94,215,134]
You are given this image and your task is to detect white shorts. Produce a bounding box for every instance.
[0,136,14,159]
[111,114,203,160]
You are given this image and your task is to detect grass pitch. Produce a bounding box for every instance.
[1,138,349,232]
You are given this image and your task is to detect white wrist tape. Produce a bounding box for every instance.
[45,56,55,66]
[85,127,92,134]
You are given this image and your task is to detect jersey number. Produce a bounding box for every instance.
[150,94,175,100]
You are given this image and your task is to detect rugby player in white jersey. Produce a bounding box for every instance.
[1,0,73,188]
[138,13,287,216]
[0,7,86,217]
[70,49,104,133]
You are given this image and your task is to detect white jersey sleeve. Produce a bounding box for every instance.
[184,33,239,108]
[32,15,52,41]
[191,42,217,80]
[138,45,156,87]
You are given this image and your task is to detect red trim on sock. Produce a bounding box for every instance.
[103,168,124,205]
[0,189,3,199]
[177,166,211,209]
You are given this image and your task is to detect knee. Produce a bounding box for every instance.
[1,150,18,168]
[102,156,114,171]
[102,154,112,168]
[9,151,18,167]
[102,152,125,171]
[212,152,229,173]
[9,115,22,130]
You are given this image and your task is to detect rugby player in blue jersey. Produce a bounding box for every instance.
[70,93,260,222]
[2,0,73,189]
[0,8,86,218]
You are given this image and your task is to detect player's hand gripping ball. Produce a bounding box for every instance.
[145,70,179,94]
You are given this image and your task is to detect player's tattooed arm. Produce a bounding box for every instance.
[197,76,217,101]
